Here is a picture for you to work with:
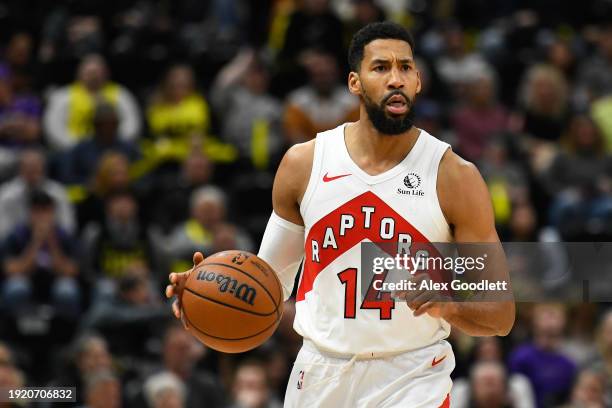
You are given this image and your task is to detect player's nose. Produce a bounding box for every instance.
[387,67,404,89]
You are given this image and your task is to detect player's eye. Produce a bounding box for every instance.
[374,65,387,72]
[401,64,411,71]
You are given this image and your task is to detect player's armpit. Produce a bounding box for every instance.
[258,211,305,301]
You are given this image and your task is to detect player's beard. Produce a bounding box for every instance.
[362,88,415,135]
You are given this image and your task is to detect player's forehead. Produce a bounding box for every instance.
[362,39,414,64]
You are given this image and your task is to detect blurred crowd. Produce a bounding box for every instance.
[0,0,611,407]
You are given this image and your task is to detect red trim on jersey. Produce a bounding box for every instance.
[438,394,450,408]
[298,191,449,301]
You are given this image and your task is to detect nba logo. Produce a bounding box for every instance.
[296,370,304,390]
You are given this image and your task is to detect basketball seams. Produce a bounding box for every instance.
[184,287,276,316]
[183,297,280,342]
[248,257,284,313]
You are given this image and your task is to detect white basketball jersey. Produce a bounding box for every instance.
[295,123,453,355]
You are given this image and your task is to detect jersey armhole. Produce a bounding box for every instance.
[299,136,323,221]
[429,145,453,239]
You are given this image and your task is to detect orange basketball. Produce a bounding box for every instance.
[181,250,283,353]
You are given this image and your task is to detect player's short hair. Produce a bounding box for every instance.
[348,22,415,73]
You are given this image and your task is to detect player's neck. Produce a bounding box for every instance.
[346,119,421,173]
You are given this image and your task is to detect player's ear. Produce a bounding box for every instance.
[415,69,422,95]
[348,71,361,96]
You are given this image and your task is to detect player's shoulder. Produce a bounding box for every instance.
[282,139,316,170]
[279,123,346,178]
[438,149,482,186]
[437,149,490,223]
[275,140,316,195]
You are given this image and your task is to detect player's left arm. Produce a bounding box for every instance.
[414,149,515,336]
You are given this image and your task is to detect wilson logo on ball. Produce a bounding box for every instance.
[196,270,257,305]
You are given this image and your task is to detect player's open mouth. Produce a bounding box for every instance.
[385,95,408,115]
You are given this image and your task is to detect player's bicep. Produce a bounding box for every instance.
[439,154,498,243]
[272,142,313,225]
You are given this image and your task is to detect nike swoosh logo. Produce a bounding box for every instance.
[431,355,447,367]
[323,172,352,182]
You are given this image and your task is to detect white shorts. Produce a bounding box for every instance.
[284,339,454,408]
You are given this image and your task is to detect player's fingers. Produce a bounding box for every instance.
[193,251,204,266]
[165,284,174,298]
[407,290,436,311]
[169,271,190,286]
[180,310,189,330]
[412,301,438,317]
[169,272,177,284]
[172,300,181,319]
[412,301,436,316]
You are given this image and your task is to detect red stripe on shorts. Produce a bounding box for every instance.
[438,394,450,408]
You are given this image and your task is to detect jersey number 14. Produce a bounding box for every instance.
[338,268,395,320]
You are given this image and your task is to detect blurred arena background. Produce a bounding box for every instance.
[0,0,611,407]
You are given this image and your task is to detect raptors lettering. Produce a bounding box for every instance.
[310,205,413,263]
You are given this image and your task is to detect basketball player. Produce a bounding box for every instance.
[166,22,515,407]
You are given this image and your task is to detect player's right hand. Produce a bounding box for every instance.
[165,251,205,322]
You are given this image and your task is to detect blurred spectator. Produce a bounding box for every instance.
[211,49,284,169]
[587,24,612,150]
[561,305,600,367]
[211,223,254,254]
[544,114,612,238]
[39,10,104,63]
[83,370,122,408]
[1,189,81,318]
[452,338,536,408]
[587,309,612,405]
[0,362,25,408]
[43,54,141,151]
[546,38,576,82]
[50,334,114,406]
[80,272,166,356]
[0,342,14,366]
[435,23,492,99]
[145,150,213,234]
[143,371,186,408]
[452,361,512,408]
[166,186,253,271]
[77,151,132,230]
[576,22,612,103]
[81,190,154,290]
[277,0,344,76]
[0,149,75,239]
[0,32,35,93]
[342,0,386,50]
[58,102,140,185]
[283,50,359,143]
[146,65,211,162]
[515,64,569,143]
[478,139,529,231]
[560,369,607,408]
[0,64,41,179]
[507,202,538,241]
[230,359,282,408]
[153,323,225,408]
[509,304,577,407]
[451,68,508,162]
